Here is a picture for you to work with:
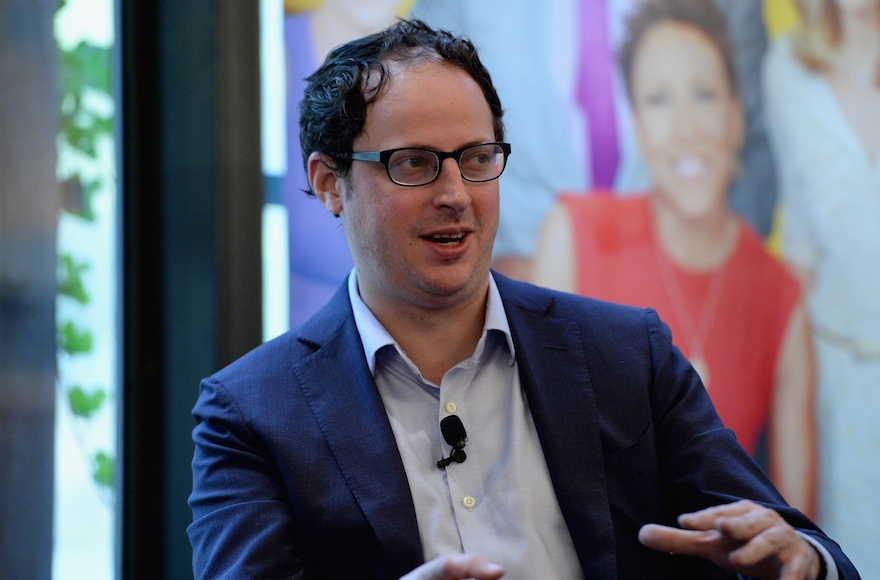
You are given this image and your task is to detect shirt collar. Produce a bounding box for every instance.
[348,269,516,376]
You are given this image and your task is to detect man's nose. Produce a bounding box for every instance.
[432,157,471,213]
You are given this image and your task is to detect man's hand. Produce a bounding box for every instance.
[639,500,821,580]
[399,554,505,580]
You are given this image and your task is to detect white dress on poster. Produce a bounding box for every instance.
[764,35,880,577]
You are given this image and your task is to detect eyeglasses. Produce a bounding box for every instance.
[335,142,511,187]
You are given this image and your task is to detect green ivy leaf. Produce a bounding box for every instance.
[67,386,106,418]
[92,451,114,488]
[77,178,101,221]
[62,121,104,158]
[58,321,93,355]
[59,42,112,98]
[58,42,114,166]
[58,253,90,304]
[59,175,100,222]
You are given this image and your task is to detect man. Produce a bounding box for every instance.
[188,19,858,580]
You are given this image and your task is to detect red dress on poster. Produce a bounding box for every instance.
[561,193,800,454]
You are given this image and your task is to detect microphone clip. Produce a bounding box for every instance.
[436,414,468,469]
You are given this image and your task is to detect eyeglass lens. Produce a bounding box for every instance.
[388,143,506,186]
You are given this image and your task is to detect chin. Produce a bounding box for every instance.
[680,203,722,221]
[421,267,484,297]
[659,187,725,218]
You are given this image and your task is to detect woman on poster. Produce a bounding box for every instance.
[533,0,816,516]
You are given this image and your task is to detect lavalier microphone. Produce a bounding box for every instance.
[436,414,468,468]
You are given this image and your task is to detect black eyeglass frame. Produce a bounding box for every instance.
[333,142,512,187]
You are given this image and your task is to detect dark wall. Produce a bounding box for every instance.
[121,0,262,578]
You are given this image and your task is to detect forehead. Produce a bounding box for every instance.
[357,58,496,149]
[631,21,728,84]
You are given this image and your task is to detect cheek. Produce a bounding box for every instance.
[635,109,673,155]
[695,103,729,140]
[726,105,743,152]
[365,195,418,248]
[477,186,500,213]
[469,186,501,234]
[343,192,387,246]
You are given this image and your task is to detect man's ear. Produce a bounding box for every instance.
[308,151,345,215]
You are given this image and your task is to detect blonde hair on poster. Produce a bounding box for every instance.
[285,0,415,18]
[792,0,841,70]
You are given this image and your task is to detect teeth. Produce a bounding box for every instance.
[675,157,706,178]
[429,232,465,245]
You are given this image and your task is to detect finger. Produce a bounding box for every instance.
[726,524,804,570]
[400,554,505,580]
[678,499,759,530]
[777,541,821,580]
[728,528,787,565]
[714,505,780,542]
[638,523,724,557]
[439,554,504,580]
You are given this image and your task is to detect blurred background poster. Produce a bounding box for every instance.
[270,0,879,575]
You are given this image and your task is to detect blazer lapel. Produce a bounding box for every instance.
[292,282,423,577]
[497,275,617,578]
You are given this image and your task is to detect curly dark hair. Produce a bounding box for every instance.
[299,18,505,196]
[619,0,738,102]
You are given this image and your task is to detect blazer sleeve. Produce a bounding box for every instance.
[188,376,303,580]
[642,309,860,579]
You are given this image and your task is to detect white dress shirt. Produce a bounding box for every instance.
[348,270,585,579]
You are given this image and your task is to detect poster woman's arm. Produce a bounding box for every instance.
[770,300,817,520]
[531,203,576,293]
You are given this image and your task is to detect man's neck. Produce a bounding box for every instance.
[364,283,490,385]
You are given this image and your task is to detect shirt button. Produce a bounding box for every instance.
[445,402,457,414]
[462,496,476,510]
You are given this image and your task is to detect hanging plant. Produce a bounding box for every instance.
[56,22,116,496]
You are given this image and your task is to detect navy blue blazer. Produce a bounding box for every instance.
[189,273,858,579]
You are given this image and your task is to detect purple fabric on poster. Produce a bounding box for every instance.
[284,14,354,328]
[576,0,619,190]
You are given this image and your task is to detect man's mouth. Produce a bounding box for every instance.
[424,232,466,246]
